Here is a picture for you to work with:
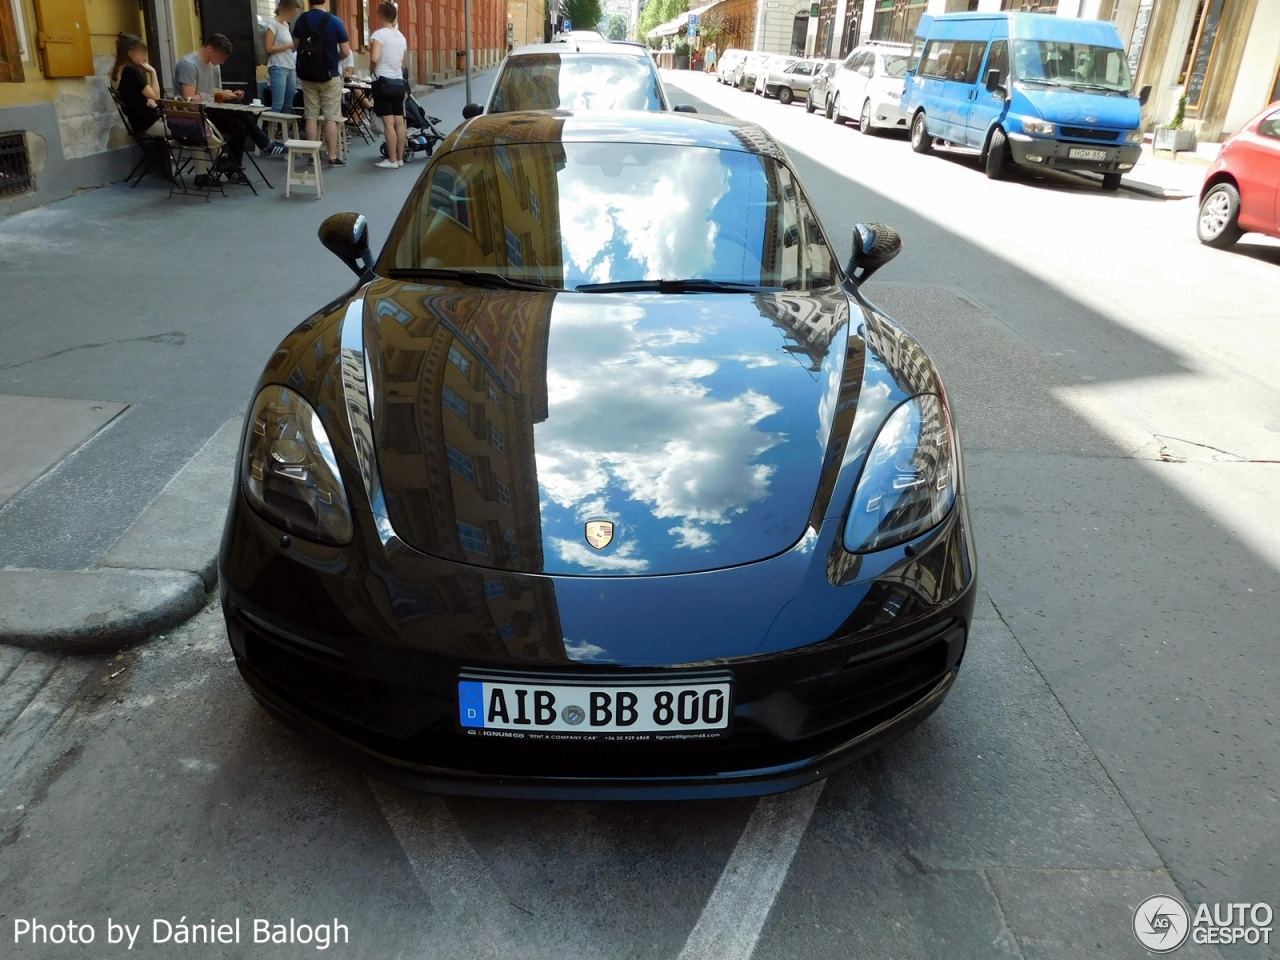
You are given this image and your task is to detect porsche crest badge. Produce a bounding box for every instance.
[584,520,614,550]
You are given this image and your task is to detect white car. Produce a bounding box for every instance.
[753,55,797,95]
[828,42,912,134]
[716,48,747,85]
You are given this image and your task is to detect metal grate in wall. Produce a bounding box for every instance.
[0,132,33,198]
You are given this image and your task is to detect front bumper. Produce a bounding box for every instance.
[1007,134,1141,173]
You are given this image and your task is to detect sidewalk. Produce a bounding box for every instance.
[1108,140,1219,200]
[0,72,496,660]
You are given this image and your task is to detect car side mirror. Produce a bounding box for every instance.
[673,104,698,113]
[985,68,1002,92]
[847,223,902,284]
[462,102,484,119]
[319,212,374,277]
[1138,84,1151,106]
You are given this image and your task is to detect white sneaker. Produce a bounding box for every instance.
[395,161,404,168]
[376,159,398,169]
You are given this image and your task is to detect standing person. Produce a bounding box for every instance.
[704,42,717,74]
[293,0,351,166]
[265,0,301,114]
[112,34,166,137]
[369,2,407,169]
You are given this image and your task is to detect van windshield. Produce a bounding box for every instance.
[1012,39,1132,92]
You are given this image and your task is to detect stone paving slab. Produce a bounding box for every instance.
[0,394,128,507]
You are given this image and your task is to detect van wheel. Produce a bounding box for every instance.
[911,112,932,153]
[985,127,1009,179]
[1101,172,1122,191]
[1197,182,1243,248]
[859,99,874,134]
[832,94,846,125]
[778,87,794,105]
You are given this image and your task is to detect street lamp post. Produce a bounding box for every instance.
[465,0,473,103]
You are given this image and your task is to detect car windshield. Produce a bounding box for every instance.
[489,54,663,112]
[383,142,836,292]
[882,55,910,78]
[1012,39,1131,92]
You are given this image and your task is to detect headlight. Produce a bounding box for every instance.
[1124,129,1144,144]
[242,384,353,545]
[887,89,901,99]
[843,394,956,554]
[1021,117,1055,136]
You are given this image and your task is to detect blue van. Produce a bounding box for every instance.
[902,13,1147,190]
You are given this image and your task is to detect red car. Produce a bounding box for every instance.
[1197,101,1280,248]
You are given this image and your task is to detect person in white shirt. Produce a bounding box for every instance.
[264,0,300,113]
[369,2,408,168]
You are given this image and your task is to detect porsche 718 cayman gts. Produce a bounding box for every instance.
[218,110,977,799]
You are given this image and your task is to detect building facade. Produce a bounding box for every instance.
[0,0,505,214]
[507,0,547,48]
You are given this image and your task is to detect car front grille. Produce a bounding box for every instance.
[1061,127,1120,141]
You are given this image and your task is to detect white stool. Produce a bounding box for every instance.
[260,110,300,144]
[285,139,323,198]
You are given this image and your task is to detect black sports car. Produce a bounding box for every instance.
[219,110,976,799]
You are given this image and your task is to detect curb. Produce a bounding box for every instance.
[0,415,241,656]
[0,568,208,655]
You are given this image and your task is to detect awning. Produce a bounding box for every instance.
[647,0,724,39]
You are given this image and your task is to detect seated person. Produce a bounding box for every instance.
[112,33,165,137]
[175,33,286,180]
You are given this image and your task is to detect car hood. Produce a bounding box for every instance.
[361,281,855,577]
[1017,85,1140,127]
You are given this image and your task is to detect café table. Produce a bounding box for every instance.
[204,100,273,190]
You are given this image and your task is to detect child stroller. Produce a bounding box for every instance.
[380,83,446,162]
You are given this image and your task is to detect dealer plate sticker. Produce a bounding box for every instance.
[1068,147,1108,161]
[458,677,731,742]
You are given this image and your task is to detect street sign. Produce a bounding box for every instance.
[563,17,572,30]
[687,13,697,37]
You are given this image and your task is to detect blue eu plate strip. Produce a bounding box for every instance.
[458,680,485,727]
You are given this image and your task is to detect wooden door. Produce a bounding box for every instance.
[32,0,94,77]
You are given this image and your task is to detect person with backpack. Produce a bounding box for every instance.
[293,0,351,166]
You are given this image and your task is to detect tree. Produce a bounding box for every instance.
[603,13,628,41]
[639,0,687,44]
[561,0,604,31]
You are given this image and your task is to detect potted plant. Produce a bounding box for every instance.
[674,38,690,70]
[1154,95,1197,153]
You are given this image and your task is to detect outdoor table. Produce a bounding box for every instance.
[342,83,376,145]
[204,101,273,190]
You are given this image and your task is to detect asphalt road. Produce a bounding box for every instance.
[2,71,1278,959]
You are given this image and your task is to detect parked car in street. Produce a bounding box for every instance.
[754,55,798,95]
[764,58,826,105]
[717,48,748,85]
[220,109,975,800]
[466,43,696,116]
[829,42,913,133]
[902,12,1146,189]
[737,52,771,91]
[806,60,840,115]
[1196,101,1280,248]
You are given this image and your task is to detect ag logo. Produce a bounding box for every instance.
[584,520,614,550]
[1133,895,1190,953]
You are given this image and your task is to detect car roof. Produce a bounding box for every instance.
[508,41,651,58]
[451,110,788,161]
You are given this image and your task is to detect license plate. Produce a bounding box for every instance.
[457,676,732,742]
[1068,147,1108,161]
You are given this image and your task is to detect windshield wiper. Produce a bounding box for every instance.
[574,279,779,294]
[387,268,558,291]
[1060,81,1126,94]
[1019,77,1061,87]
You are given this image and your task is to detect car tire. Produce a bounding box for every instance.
[911,112,932,154]
[985,127,1009,179]
[778,87,794,105]
[1101,172,1122,191]
[806,94,816,114]
[824,95,834,120]
[832,94,846,125]
[859,99,874,135]
[1197,182,1244,249]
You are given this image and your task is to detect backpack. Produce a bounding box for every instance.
[295,11,334,83]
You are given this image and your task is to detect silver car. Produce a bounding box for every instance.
[764,58,825,105]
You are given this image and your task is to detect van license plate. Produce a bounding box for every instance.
[1069,148,1108,161]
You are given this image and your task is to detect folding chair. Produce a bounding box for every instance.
[109,87,173,188]
[158,99,225,201]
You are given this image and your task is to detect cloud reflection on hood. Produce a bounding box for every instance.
[536,300,785,559]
